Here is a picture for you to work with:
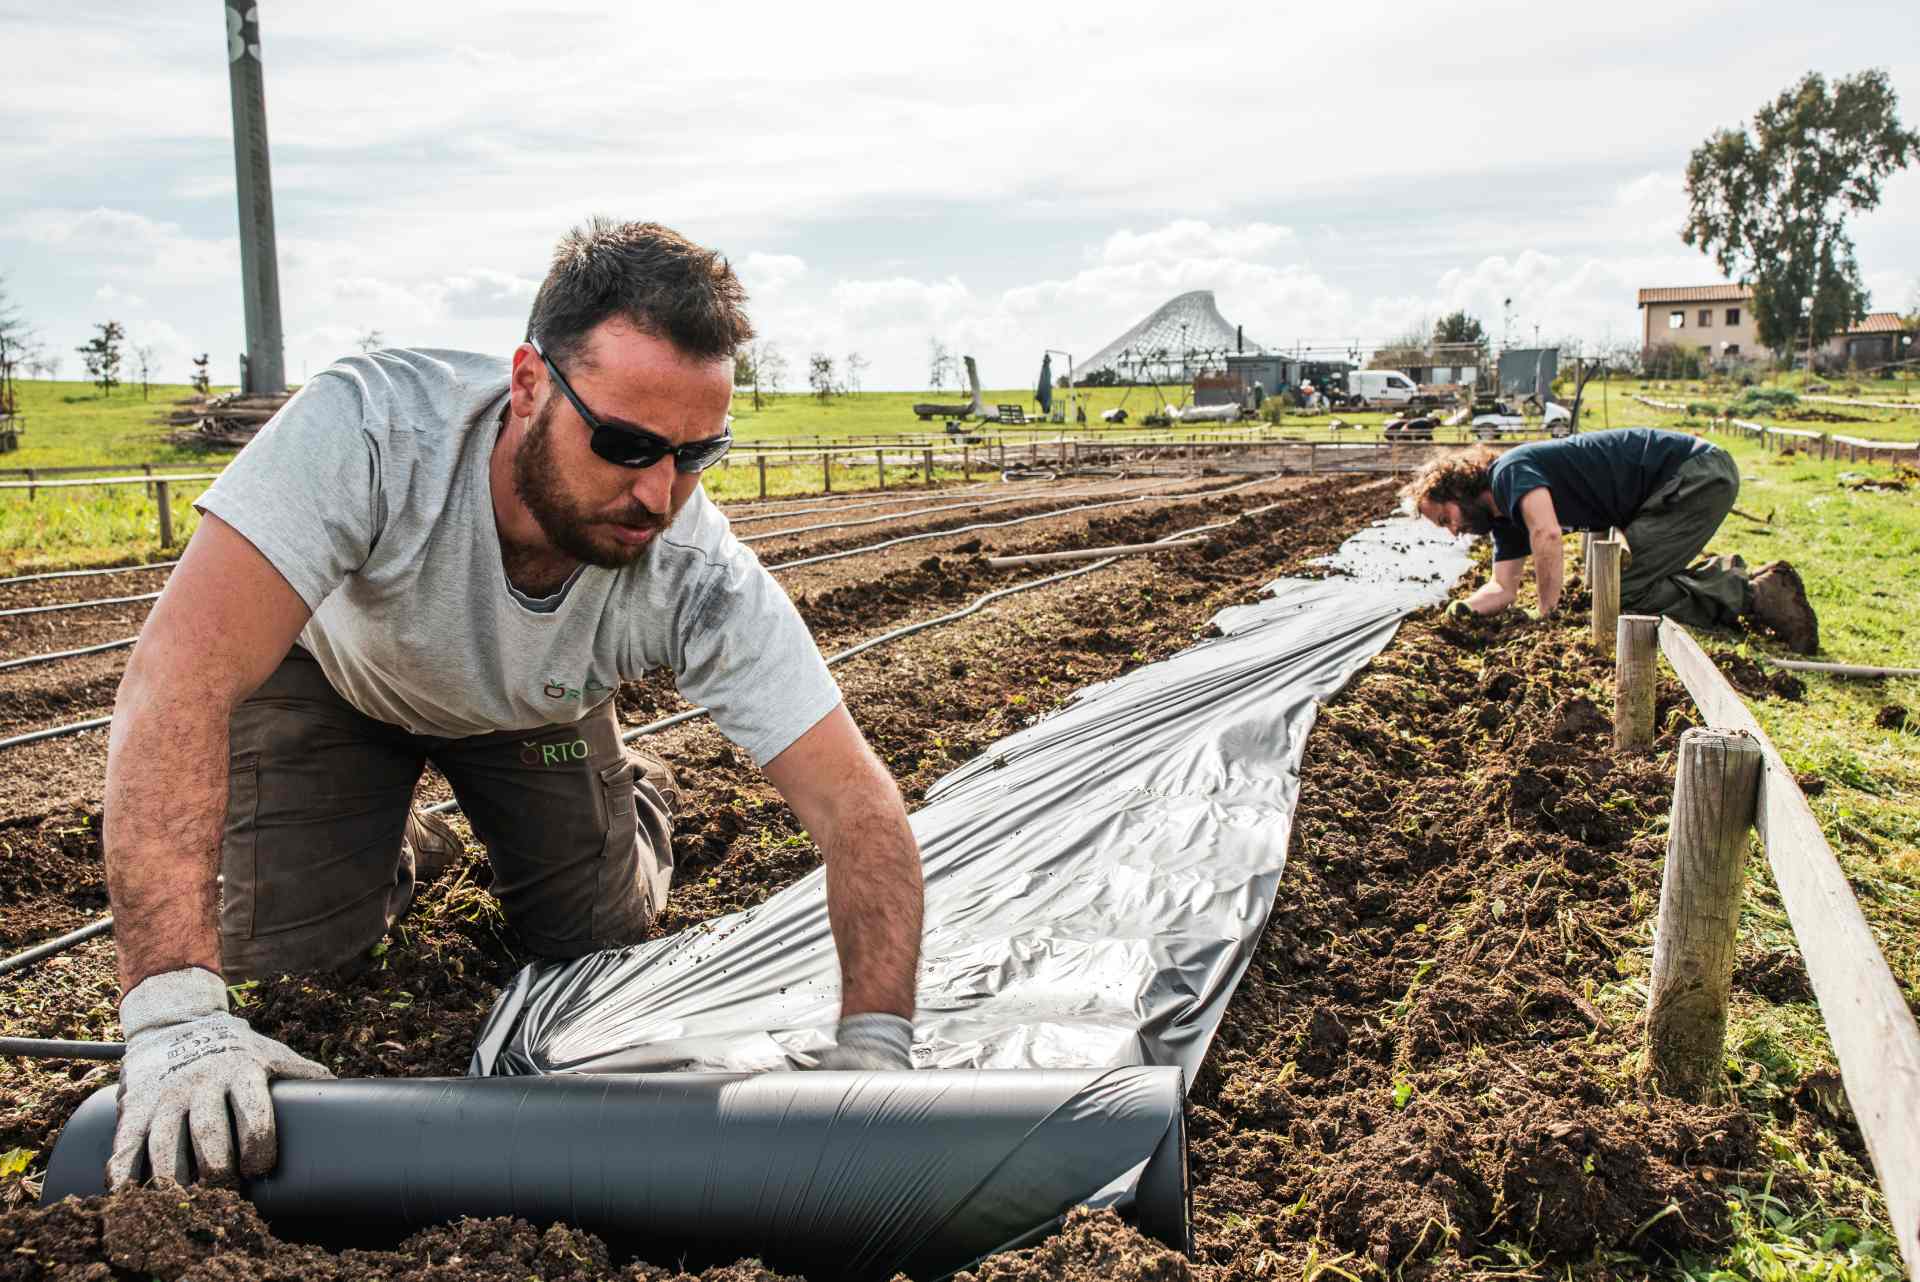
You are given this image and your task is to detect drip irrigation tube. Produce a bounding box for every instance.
[738,482,1137,545]
[0,635,139,674]
[0,915,115,977]
[0,480,1278,754]
[722,480,994,519]
[766,475,1276,573]
[0,560,178,589]
[46,1070,1188,1279]
[725,482,997,526]
[0,1037,123,1060]
[0,591,161,620]
[0,715,111,751]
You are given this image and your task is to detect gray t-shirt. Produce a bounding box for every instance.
[195,348,841,765]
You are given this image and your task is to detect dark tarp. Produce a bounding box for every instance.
[1036,354,1054,415]
[471,517,1468,1079]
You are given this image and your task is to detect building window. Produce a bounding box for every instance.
[1698,309,1712,327]
[1726,344,1740,356]
[1669,311,1685,329]
[1726,307,1741,325]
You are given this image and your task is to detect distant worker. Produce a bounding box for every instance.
[102,219,926,1190]
[1404,428,1817,651]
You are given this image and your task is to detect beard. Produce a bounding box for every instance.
[512,398,677,570]
[1457,502,1496,537]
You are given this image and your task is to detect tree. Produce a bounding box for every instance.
[356,328,386,354]
[845,351,868,396]
[76,320,126,396]
[1432,311,1486,347]
[0,275,32,418]
[1683,69,1919,358]
[735,339,786,411]
[807,352,837,401]
[927,338,955,392]
[132,342,157,399]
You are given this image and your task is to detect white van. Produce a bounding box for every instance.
[1345,370,1421,408]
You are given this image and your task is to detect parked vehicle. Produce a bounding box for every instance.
[1471,400,1573,440]
[1382,415,1438,441]
[1344,370,1424,409]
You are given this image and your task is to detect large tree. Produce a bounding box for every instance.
[1431,310,1485,347]
[1683,69,1918,357]
[77,320,126,396]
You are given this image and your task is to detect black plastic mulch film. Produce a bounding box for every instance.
[44,518,1468,1281]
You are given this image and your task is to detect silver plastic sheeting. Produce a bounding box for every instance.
[472,517,1468,1080]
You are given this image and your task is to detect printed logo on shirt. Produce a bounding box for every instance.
[520,738,592,767]
[540,677,616,702]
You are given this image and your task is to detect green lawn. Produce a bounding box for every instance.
[3,380,243,470]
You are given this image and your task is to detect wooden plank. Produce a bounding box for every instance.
[0,472,222,490]
[1660,619,1920,1280]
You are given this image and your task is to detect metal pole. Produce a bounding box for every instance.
[223,1,286,395]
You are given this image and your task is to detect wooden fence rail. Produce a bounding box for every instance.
[1646,619,1920,1279]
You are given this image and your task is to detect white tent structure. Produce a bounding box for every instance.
[1077,290,1256,384]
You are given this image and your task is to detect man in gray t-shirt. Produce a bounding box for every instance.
[101,220,926,1190]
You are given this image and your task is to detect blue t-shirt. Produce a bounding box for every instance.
[1487,429,1715,562]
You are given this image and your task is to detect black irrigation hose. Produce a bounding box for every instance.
[736,481,1137,545]
[0,560,179,590]
[766,475,1274,572]
[0,482,1323,1016]
[0,591,161,620]
[0,1037,123,1060]
[723,482,996,525]
[0,479,1261,751]
[0,716,112,751]
[0,915,115,978]
[0,636,139,674]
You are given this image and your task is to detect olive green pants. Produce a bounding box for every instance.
[218,648,673,980]
[1619,447,1750,629]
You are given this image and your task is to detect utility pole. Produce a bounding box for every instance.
[224,2,286,395]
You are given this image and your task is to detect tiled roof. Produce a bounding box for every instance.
[1637,284,1753,305]
[1847,312,1908,335]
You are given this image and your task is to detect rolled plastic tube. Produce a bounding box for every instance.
[44,1068,1188,1281]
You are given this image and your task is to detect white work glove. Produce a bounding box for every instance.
[811,1012,915,1071]
[109,967,332,1187]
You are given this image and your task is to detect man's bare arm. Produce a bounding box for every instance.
[105,514,313,994]
[763,705,922,1018]
[1466,558,1523,613]
[1519,488,1565,615]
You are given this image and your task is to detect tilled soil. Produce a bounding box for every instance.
[0,476,1866,1278]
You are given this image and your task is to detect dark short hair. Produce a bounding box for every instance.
[1401,447,1497,509]
[526,218,753,367]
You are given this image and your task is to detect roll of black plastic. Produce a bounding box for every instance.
[44,1067,1188,1280]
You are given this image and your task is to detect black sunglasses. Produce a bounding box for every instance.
[530,337,732,473]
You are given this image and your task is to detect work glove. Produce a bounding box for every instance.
[811,1013,914,1071]
[1446,600,1475,620]
[109,967,332,1187]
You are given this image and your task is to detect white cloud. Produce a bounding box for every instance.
[94,284,147,309]
[739,252,808,298]
[1098,221,1294,266]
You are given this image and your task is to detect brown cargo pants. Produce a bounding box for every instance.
[218,647,674,980]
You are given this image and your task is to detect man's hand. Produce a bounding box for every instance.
[811,1012,914,1071]
[109,968,332,1187]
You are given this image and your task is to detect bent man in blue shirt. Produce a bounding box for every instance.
[1402,428,1818,652]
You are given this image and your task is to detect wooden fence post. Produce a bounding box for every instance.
[1591,537,1621,657]
[758,454,767,500]
[25,468,35,502]
[923,447,934,485]
[143,462,155,498]
[822,451,831,494]
[1614,614,1660,752]
[156,480,175,548]
[963,446,971,481]
[1646,728,1763,1099]
[876,449,885,490]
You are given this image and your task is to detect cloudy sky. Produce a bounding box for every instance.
[2,1,1915,390]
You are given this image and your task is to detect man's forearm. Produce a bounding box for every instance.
[822,799,923,1019]
[104,659,232,995]
[1531,531,1565,614]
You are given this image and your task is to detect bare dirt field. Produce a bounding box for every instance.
[0,470,1873,1279]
